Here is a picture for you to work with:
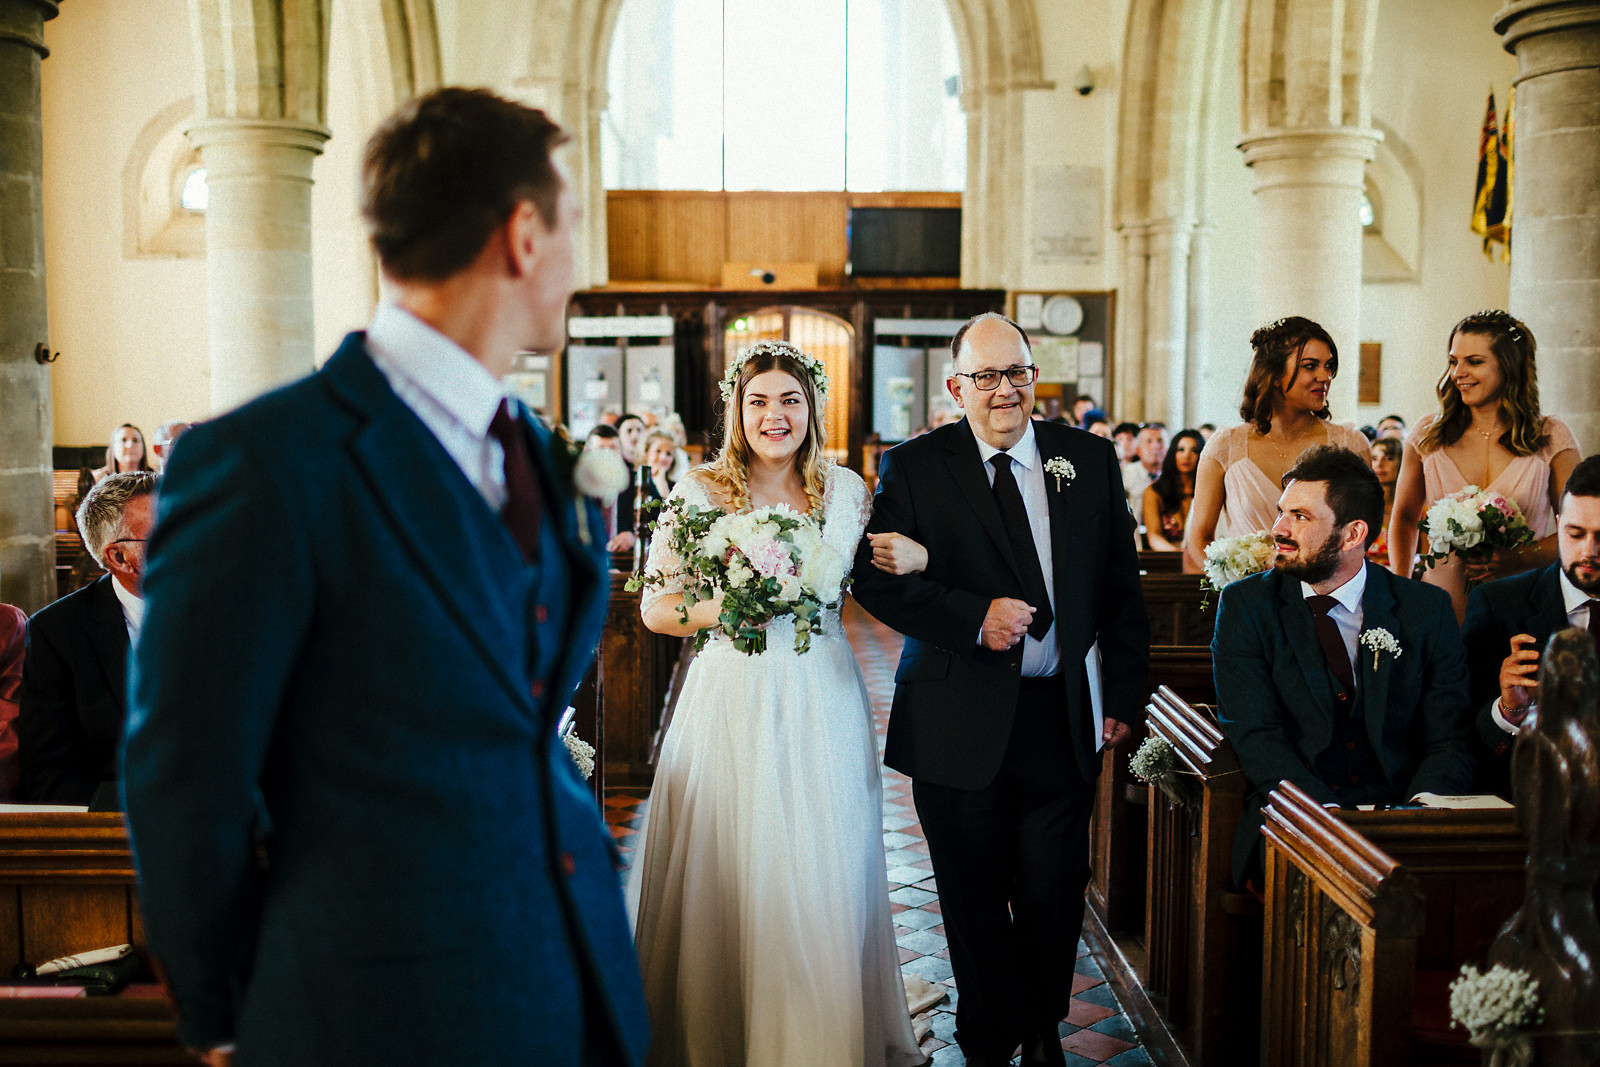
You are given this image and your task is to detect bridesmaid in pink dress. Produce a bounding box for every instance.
[1187,316,1371,572]
[1388,310,1581,622]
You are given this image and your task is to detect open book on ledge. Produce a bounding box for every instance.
[1351,793,1514,811]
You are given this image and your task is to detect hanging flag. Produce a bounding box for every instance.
[1471,90,1510,260]
[1500,87,1514,260]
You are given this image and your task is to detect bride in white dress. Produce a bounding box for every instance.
[627,341,926,1067]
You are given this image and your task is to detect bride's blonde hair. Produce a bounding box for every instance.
[700,342,829,513]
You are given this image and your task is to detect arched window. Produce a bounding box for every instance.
[180,166,208,212]
[602,0,964,192]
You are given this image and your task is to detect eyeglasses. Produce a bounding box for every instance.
[952,365,1040,391]
[109,538,147,546]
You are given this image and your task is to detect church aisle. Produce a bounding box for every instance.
[606,601,1152,1066]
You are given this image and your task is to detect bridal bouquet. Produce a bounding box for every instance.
[626,499,847,655]
[1199,530,1276,606]
[1418,486,1534,582]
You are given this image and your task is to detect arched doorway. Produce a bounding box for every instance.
[723,308,853,463]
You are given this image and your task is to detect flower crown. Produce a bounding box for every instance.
[718,341,830,405]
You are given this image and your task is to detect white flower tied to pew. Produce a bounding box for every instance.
[1449,962,1542,1067]
[1129,735,1195,806]
[1359,627,1402,672]
[1043,457,1075,491]
[1198,530,1275,609]
[561,720,596,781]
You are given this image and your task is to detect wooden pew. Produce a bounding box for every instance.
[1140,571,1216,646]
[1260,783,1523,1067]
[0,813,184,1064]
[597,571,686,788]
[1142,686,1259,1067]
[1138,549,1184,574]
[1089,647,1215,937]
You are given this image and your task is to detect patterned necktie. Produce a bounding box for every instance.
[989,453,1054,640]
[1306,595,1355,693]
[488,399,543,563]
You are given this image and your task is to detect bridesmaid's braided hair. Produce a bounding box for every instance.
[1416,310,1547,457]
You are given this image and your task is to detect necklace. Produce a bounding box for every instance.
[1256,422,1324,464]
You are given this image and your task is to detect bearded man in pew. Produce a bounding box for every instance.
[1462,453,1600,797]
[1212,446,1474,887]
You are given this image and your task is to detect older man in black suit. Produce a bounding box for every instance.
[853,312,1149,1067]
[1462,453,1600,796]
[18,471,158,804]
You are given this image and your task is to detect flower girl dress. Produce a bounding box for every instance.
[627,464,924,1067]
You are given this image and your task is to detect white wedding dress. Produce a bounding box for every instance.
[627,465,924,1067]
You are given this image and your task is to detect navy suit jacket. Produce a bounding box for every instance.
[17,575,129,804]
[1214,563,1474,882]
[121,334,648,1064]
[1460,563,1570,793]
[851,418,1149,789]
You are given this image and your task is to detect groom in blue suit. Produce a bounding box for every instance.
[122,90,647,1065]
[1213,445,1473,886]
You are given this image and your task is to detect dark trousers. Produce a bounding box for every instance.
[912,675,1097,1058]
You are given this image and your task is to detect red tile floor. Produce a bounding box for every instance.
[604,602,1152,1067]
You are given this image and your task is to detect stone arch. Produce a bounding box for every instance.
[516,0,1051,288]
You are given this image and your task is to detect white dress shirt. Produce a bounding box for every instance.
[1491,567,1598,733]
[111,575,145,647]
[365,302,510,511]
[974,422,1061,678]
[1300,564,1368,685]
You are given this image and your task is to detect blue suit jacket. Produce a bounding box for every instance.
[121,334,648,1064]
[1213,563,1473,831]
[1460,563,1570,793]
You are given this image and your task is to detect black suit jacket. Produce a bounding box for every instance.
[851,418,1149,789]
[17,575,130,804]
[1460,563,1570,794]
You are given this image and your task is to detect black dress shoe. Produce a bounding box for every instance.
[1019,1027,1068,1067]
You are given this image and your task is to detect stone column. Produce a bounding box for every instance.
[186,118,330,414]
[1238,128,1380,415]
[1495,2,1600,450]
[1145,219,1195,427]
[1186,221,1215,421]
[1115,224,1150,421]
[0,0,58,613]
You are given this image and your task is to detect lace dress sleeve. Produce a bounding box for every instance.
[637,477,708,620]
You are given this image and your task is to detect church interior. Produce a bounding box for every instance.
[2,0,1600,1063]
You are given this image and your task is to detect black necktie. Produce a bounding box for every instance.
[488,400,543,563]
[1306,595,1355,693]
[989,454,1054,640]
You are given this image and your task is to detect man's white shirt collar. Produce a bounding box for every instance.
[973,419,1040,470]
[1558,566,1594,618]
[1301,562,1367,614]
[366,303,505,437]
[111,576,144,643]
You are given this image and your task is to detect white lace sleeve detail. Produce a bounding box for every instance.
[824,464,871,546]
[638,477,712,619]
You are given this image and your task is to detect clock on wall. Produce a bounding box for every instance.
[1040,294,1084,336]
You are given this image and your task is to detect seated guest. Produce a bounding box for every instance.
[1113,421,1140,465]
[609,413,647,552]
[17,472,158,805]
[81,423,152,492]
[1084,409,1111,439]
[0,604,25,799]
[1366,436,1401,567]
[1072,393,1098,426]
[1376,413,1406,440]
[149,420,192,472]
[1213,446,1473,886]
[1122,421,1168,510]
[641,430,676,506]
[1461,454,1600,796]
[1143,429,1203,552]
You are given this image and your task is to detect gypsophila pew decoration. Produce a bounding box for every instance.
[561,722,596,781]
[1129,735,1194,806]
[1418,486,1534,588]
[1449,962,1542,1067]
[718,341,830,405]
[1043,457,1075,491]
[625,498,848,656]
[552,426,630,545]
[1198,530,1275,609]
[1359,628,1402,672]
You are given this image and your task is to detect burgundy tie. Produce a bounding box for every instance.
[1307,595,1356,693]
[488,399,543,563]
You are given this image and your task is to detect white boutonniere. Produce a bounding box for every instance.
[1043,457,1076,491]
[1359,627,1402,672]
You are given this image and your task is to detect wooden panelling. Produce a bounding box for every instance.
[18,885,132,967]
[606,191,959,288]
[726,193,849,286]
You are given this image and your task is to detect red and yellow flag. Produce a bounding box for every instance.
[1472,89,1511,260]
